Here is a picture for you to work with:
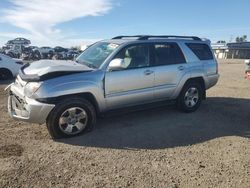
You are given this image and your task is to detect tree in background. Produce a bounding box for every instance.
[236,35,247,42]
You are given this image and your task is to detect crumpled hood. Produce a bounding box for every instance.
[20,60,93,82]
[23,60,92,76]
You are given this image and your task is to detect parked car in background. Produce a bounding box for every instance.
[38,47,54,54]
[0,46,9,54]
[0,47,4,54]
[52,47,81,60]
[35,47,54,59]
[52,46,68,60]
[6,38,31,46]
[1,37,81,61]
[21,46,40,61]
[66,49,81,60]
[3,38,31,59]
[5,44,25,58]
[0,53,23,80]
[54,46,68,53]
[7,35,219,138]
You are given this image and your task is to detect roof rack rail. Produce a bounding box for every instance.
[112,35,202,41]
[112,35,147,40]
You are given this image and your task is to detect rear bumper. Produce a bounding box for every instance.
[8,84,55,124]
[206,74,219,89]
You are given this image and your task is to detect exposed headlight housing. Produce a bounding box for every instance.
[24,82,42,97]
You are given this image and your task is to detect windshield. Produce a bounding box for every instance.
[76,42,119,69]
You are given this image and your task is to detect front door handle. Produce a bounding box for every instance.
[144,70,154,75]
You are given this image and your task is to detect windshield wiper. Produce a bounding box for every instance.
[76,60,97,69]
[84,62,97,69]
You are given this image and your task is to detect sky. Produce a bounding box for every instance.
[0,0,249,47]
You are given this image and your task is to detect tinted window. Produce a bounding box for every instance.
[186,43,213,60]
[153,43,186,66]
[114,44,149,69]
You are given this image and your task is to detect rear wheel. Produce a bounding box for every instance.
[0,69,13,80]
[177,81,203,113]
[46,98,96,139]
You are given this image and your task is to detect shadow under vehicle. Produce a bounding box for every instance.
[59,97,250,150]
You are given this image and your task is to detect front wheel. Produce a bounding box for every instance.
[0,69,13,80]
[46,98,96,139]
[177,81,203,113]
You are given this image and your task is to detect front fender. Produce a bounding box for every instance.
[36,80,106,111]
[34,71,106,111]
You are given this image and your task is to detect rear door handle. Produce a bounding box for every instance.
[178,66,185,71]
[144,70,154,75]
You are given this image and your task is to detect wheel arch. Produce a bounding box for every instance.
[173,75,206,100]
[0,68,13,78]
[181,77,206,100]
[37,92,101,115]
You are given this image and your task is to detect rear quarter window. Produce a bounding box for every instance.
[153,43,186,66]
[186,43,214,60]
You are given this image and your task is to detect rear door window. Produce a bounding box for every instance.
[186,43,214,60]
[153,43,186,66]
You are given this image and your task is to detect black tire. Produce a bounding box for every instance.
[177,81,203,113]
[46,98,96,139]
[0,69,13,80]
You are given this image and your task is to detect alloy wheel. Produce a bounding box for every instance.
[58,107,88,135]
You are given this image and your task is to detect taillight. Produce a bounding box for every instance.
[15,61,23,65]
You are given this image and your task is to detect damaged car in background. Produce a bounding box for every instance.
[6,35,219,139]
[0,53,23,80]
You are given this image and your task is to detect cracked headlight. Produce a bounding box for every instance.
[24,82,42,97]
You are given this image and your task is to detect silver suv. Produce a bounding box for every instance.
[7,35,219,138]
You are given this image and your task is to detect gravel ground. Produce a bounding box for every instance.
[0,60,249,188]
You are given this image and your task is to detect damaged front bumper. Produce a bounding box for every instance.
[7,83,55,124]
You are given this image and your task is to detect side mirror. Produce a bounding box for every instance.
[108,58,126,71]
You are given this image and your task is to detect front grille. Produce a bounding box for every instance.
[12,94,25,110]
[10,94,29,118]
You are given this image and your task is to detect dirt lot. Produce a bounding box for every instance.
[0,60,249,188]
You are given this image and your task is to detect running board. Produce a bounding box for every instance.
[101,100,176,117]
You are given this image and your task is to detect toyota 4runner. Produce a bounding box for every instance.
[7,35,219,138]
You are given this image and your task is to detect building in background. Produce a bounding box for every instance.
[212,42,228,59]
[227,42,250,59]
[212,42,250,59]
